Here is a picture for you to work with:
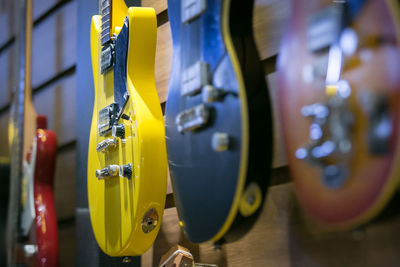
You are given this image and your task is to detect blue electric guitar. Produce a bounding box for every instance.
[165,0,272,244]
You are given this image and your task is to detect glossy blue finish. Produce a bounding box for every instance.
[165,0,272,243]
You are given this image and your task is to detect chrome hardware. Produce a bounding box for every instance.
[112,123,125,138]
[23,244,38,257]
[181,61,209,97]
[122,257,132,263]
[181,0,206,23]
[95,164,132,180]
[211,132,229,152]
[340,28,358,56]
[100,41,115,74]
[119,163,132,179]
[296,80,354,189]
[302,55,329,83]
[96,138,118,153]
[95,165,119,179]
[176,104,210,133]
[141,208,158,233]
[98,103,119,136]
[202,85,224,103]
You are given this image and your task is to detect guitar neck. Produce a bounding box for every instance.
[6,0,34,264]
[101,0,112,46]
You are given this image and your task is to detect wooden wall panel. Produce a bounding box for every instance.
[142,0,167,15]
[144,183,400,267]
[0,45,15,110]
[267,73,287,168]
[32,1,76,88]
[33,74,76,146]
[0,112,10,158]
[155,22,172,103]
[54,147,76,220]
[33,0,61,20]
[253,0,292,60]
[0,0,15,47]
[58,223,76,267]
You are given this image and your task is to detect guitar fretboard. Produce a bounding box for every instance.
[101,0,112,46]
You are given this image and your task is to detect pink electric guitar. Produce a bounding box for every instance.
[6,0,59,266]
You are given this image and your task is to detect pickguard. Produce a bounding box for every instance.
[114,19,129,114]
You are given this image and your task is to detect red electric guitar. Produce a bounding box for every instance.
[279,0,400,229]
[6,0,59,265]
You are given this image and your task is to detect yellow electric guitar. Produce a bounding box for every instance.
[88,0,167,256]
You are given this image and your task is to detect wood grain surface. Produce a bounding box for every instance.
[1,0,399,266]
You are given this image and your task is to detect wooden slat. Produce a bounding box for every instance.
[54,147,76,220]
[253,0,292,60]
[0,1,15,47]
[33,0,62,20]
[0,111,10,158]
[267,73,287,168]
[58,222,76,267]
[142,0,167,15]
[0,45,16,110]
[33,74,76,146]
[155,22,172,103]
[144,182,400,267]
[32,1,76,88]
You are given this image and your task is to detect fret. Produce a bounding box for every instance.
[100,0,112,46]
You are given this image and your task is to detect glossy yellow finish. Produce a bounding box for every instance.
[88,6,167,256]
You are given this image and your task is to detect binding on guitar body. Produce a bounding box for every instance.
[165,0,273,244]
[88,0,167,256]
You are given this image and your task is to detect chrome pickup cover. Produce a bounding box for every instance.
[98,103,119,136]
[100,42,115,74]
[181,61,209,97]
[181,0,206,23]
[176,104,210,133]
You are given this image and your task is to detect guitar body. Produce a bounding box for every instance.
[165,0,272,243]
[33,123,58,266]
[8,116,59,267]
[278,0,400,228]
[88,3,167,256]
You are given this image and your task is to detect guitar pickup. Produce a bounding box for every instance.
[307,4,344,52]
[98,103,119,136]
[100,41,115,74]
[96,138,118,153]
[181,0,206,23]
[176,104,210,133]
[181,61,209,97]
